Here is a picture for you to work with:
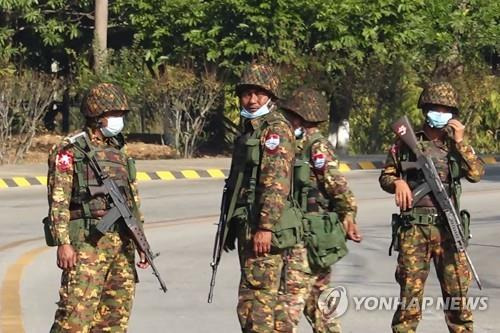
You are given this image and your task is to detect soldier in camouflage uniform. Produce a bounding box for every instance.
[278,87,361,333]
[379,82,484,333]
[46,83,149,333]
[223,63,298,332]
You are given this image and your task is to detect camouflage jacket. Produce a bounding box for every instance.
[379,130,484,206]
[47,128,143,245]
[229,108,295,231]
[297,127,357,221]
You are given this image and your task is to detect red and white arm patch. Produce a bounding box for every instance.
[313,153,326,170]
[264,133,280,153]
[55,150,74,173]
[390,144,398,155]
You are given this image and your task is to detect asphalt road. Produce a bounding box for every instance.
[0,166,499,333]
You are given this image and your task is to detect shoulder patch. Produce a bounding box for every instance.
[56,150,74,173]
[264,133,280,152]
[312,152,326,170]
[390,144,398,155]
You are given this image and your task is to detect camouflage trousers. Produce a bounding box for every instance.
[392,224,473,333]
[274,243,313,332]
[274,244,342,333]
[237,239,285,333]
[50,232,137,333]
[304,268,342,333]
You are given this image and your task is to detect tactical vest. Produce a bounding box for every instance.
[225,111,303,250]
[69,135,138,242]
[293,131,348,270]
[399,134,462,210]
[43,133,138,246]
[390,135,471,254]
[294,131,328,212]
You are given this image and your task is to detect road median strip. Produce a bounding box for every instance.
[0,156,498,188]
[0,216,215,333]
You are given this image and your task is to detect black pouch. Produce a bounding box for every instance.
[42,216,57,247]
[227,207,249,251]
[389,214,402,255]
[460,209,471,246]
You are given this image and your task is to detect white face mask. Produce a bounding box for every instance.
[294,127,304,138]
[240,99,272,119]
[426,110,453,129]
[100,116,124,137]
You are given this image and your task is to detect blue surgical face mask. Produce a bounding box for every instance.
[240,99,272,119]
[100,116,124,137]
[294,127,304,138]
[426,111,453,129]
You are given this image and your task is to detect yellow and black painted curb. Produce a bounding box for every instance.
[0,156,498,189]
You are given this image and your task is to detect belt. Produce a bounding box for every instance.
[411,207,439,214]
[402,207,444,225]
[70,209,107,220]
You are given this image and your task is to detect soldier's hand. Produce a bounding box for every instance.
[394,179,413,211]
[137,251,150,269]
[446,119,465,143]
[57,244,77,270]
[342,215,362,243]
[253,230,272,256]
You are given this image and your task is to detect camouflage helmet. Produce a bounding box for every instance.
[81,83,129,118]
[235,64,280,99]
[279,87,329,123]
[418,81,459,111]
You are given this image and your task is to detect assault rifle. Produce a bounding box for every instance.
[392,116,482,290]
[208,182,229,303]
[68,132,167,293]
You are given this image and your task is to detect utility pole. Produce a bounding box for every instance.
[94,0,108,73]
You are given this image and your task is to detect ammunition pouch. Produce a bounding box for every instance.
[271,202,304,250]
[303,212,348,269]
[42,216,98,246]
[460,209,471,247]
[126,157,137,182]
[68,218,91,244]
[245,138,261,166]
[232,201,303,250]
[294,158,310,187]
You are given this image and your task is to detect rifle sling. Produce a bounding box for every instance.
[222,168,245,243]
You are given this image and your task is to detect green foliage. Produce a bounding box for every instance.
[454,69,500,153]
[73,48,155,133]
[0,1,95,64]
[1,0,498,156]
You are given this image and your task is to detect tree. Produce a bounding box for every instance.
[94,0,108,73]
[1,0,498,156]
[145,66,221,157]
[0,71,61,164]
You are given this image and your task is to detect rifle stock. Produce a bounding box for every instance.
[391,116,420,156]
